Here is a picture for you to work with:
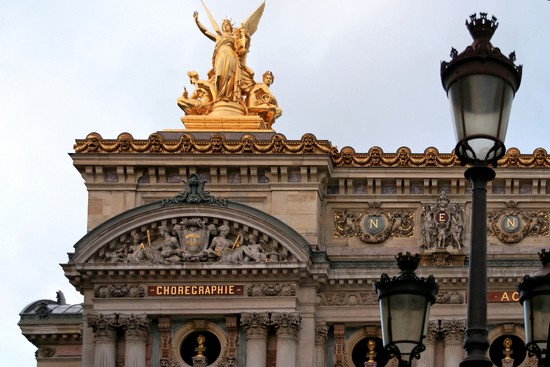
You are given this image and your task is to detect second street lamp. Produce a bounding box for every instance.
[518,249,550,367]
[374,252,438,367]
[441,13,522,367]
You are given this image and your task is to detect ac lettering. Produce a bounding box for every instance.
[500,291,520,302]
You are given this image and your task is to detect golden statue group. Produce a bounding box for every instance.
[178,1,282,130]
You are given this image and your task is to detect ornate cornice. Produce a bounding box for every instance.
[73,132,550,168]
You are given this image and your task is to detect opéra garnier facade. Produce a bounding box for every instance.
[18,3,549,367]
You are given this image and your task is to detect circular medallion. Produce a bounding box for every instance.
[435,210,450,224]
[501,215,521,233]
[361,215,385,235]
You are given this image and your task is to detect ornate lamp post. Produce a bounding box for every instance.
[441,13,522,367]
[517,249,550,367]
[374,253,438,367]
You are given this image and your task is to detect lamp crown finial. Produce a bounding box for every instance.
[396,252,420,272]
[466,12,498,43]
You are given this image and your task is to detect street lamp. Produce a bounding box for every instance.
[517,249,550,367]
[374,252,438,367]
[440,13,522,367]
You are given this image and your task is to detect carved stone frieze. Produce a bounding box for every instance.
[421,193,465,250]
[436,291,465,304]
[319,291,377,306]
[420,251,466,267]
[96,216,291,264]
[95,284,145,298]
[333,203,414,244]
[247,283,296,297]
[487,201,549,244]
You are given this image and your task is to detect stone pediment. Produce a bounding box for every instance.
[68,204,311,266]
[67,176,312,267]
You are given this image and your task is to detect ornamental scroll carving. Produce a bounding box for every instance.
[333,203,414,244]
[436,291,465,304]
[487,201,549,244]
[162,173,226,207]
[94,284,145,298]
[98,217,291,264]
[421,194,465,251]
[247,283,296,297]
[319,291,377,306]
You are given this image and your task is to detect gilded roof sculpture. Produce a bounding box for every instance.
[177,2,282,131]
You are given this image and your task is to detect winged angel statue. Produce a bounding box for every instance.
[177,1,282,128]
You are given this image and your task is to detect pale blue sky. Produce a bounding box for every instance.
[1,1,549,366]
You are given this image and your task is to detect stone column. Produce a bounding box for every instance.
[314,322,328,367]
[88,314,118,367]
[442,320,466,367]
[121,314,149,367]
[224,316,238,366]
[414,321,438,367]
[271,312,301,367]
[241,313,269,367]
[333,323,347,367]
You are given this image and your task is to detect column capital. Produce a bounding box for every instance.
[315,321,329,346]
[120,314,149,342]
[241,312,269,338]
[87,313,118,341]
[441,319,466,345]
[426,320,440,344]
[271,312,301,337]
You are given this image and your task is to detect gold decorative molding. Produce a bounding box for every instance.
[73,132,550,168]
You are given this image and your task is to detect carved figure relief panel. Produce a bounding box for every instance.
[421,193,465,251]
[95,216,292,264]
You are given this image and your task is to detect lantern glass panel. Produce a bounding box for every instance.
[380,293,430,355]
[448,74,514,161]
[524,294,550,349]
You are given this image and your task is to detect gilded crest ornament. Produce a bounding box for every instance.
[333,203,414,244]
[487,201,549,244]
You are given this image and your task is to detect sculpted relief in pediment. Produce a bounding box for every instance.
[94,216,291,265]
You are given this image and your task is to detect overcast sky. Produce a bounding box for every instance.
[1,1,549,366]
